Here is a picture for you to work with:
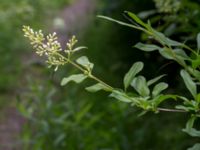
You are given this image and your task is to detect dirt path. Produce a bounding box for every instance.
[0,108,25,150]
[53,0,96,47]
[0,0,96,149]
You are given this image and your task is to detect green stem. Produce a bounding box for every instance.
[56,52,114,92]
[157,107,187,113]
[56,52,188,113]
[68,59,114,91]
[68,59,86,72]
[183,44,198,56]
[89,75,114,92]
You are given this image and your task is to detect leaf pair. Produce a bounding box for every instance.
[131,76,150,97]
[183,116,200,137]
[61,74,87,86]
[109,90,137,103]
[76,56,94,71]
[123,61,168,97]
[61,75,109,93]
[123,61,144,90]
[188,143,200,150]
[61,56,93,86]
[135,42,190,65]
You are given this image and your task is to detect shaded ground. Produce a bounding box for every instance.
[53,0,96,46]
[0,108,25,150]
[0,0,96,149]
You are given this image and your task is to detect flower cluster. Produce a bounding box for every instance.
[66,35,78,51]
[23,26,79,71]
[23,26,45,49]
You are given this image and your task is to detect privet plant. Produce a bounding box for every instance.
[138,0,200,40]
[23,11,200,149]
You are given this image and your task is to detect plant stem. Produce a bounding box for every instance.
[68,59,86,72]
[69,61,114,91]
[157,107,187,113]
[183,44,198,56]
[60,53,114,92]
[89,75,114,91]
[58,52,188,113]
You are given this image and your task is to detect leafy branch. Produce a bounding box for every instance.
[23,26,185,113]
[98,11,200,149]
[23,11,200,149]
[23,26,113,91]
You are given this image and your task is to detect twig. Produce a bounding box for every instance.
[157,107,187,113]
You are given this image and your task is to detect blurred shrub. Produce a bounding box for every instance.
[0,0,71,92]
[19,82,191,150]
[154,0,181,13]
[139,0,200,43]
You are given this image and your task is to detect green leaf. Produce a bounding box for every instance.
[187,67,200,81]
[85,83,109,92]
[192,59,200,69]
[176,99,197,112]
[151,28,183,46]
[131,76,150,97]
[152,94,177,107]
[174,49,190,60]
[197,33,200,50]
[73,46,87,52]
[192,55,200,69]
[124,11,148,28]
[61,74,87,86]
[54,134,66,146]
[159,48,189,61]
[147,74,166,86]
[75,103,92,122]
[196,93,200,103]
[183,128,200,137]
[164,23,176,37]
[134,42,160,52]
[152,82,168,97]
[124,61,144,90]
[159,47,174,60]
[180,70,197,98]
[183,116,200,137]
[76,56,94,70]
[175,105,190,112]
[137,110,148,117]
[188,143,200,150]
[97,15,140,30]
[185,116,195,129]
[109,90,137,103]
[177,95,190,102]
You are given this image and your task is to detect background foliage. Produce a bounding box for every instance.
[1,0,200,150]
[0,0,72,92]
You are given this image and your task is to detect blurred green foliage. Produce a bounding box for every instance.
[0,0,71,92]
[19,82,195,150]
[17,0,200,150]
[0,0,198,149]
[139,0,200,43]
